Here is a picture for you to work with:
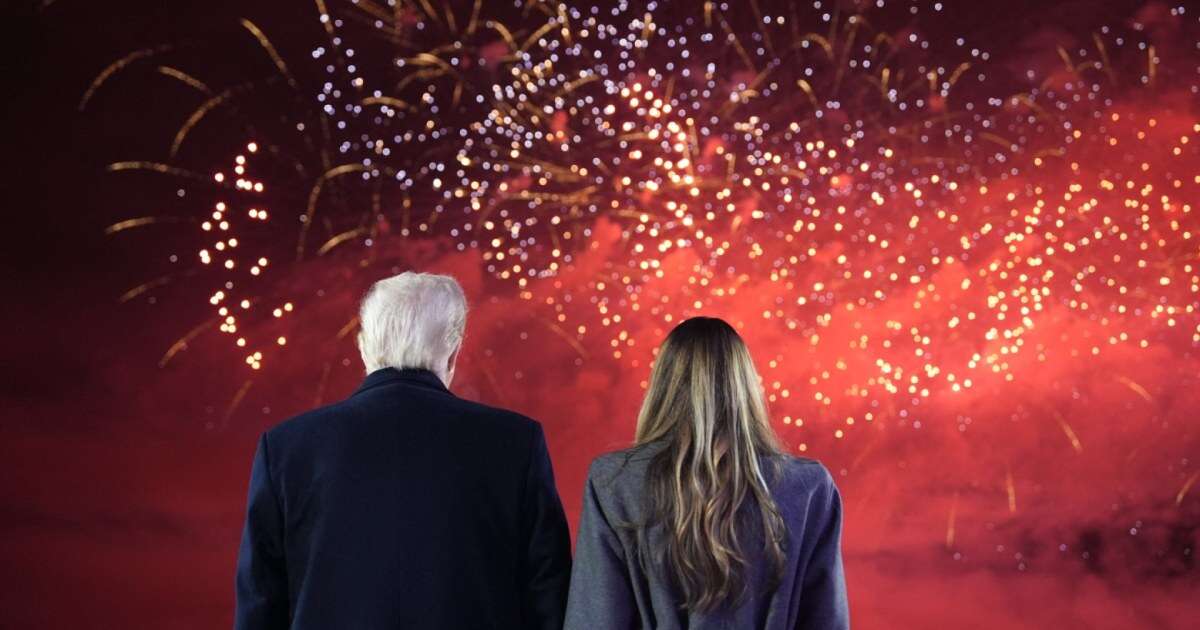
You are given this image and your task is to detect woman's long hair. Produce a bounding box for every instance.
[634,317,787,612]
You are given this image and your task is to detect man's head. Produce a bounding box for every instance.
[357,272,467,386]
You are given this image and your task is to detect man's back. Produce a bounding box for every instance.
[235,367,572,630]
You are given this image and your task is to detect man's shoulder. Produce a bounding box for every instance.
[431,395,545,448]
[263,391,541,446]
[449,396,540,430]
[262,398,353,444]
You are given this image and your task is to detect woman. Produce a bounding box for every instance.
[565,317,848,629]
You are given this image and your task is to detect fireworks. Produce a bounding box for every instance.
[95,0,1199,439]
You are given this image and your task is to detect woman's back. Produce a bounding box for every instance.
[565,441,848,630]
[564,318,848,629]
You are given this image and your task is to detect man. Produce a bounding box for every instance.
[235,272,572,629]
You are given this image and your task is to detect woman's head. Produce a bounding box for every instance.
[635,316,786,612]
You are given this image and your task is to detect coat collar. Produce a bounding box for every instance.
[354,367,451,397]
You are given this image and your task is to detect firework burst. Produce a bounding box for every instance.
[95,0,1199,441]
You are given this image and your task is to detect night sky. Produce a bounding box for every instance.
[2,1,1199,628]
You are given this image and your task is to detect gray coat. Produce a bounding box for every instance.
[564,442,849,629]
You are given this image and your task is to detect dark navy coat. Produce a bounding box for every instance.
[235,368,572,629]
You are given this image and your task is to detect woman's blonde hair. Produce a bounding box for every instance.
[635,316,786,612]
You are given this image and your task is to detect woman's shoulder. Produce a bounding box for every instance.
[767,453,838,499]
[584,441,666,498]
[588,441,662,474]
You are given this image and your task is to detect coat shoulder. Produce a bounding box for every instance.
[263,391,542,450]
[777,454,834,482]
[581,442,666,510]
[449,396,542,432]
[588,442,659,478]
[769,454,838,507]
[263,399,353,445]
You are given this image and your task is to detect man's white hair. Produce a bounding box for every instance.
[357,272,467,374]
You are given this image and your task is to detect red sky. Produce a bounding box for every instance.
[3,1,1198,628]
